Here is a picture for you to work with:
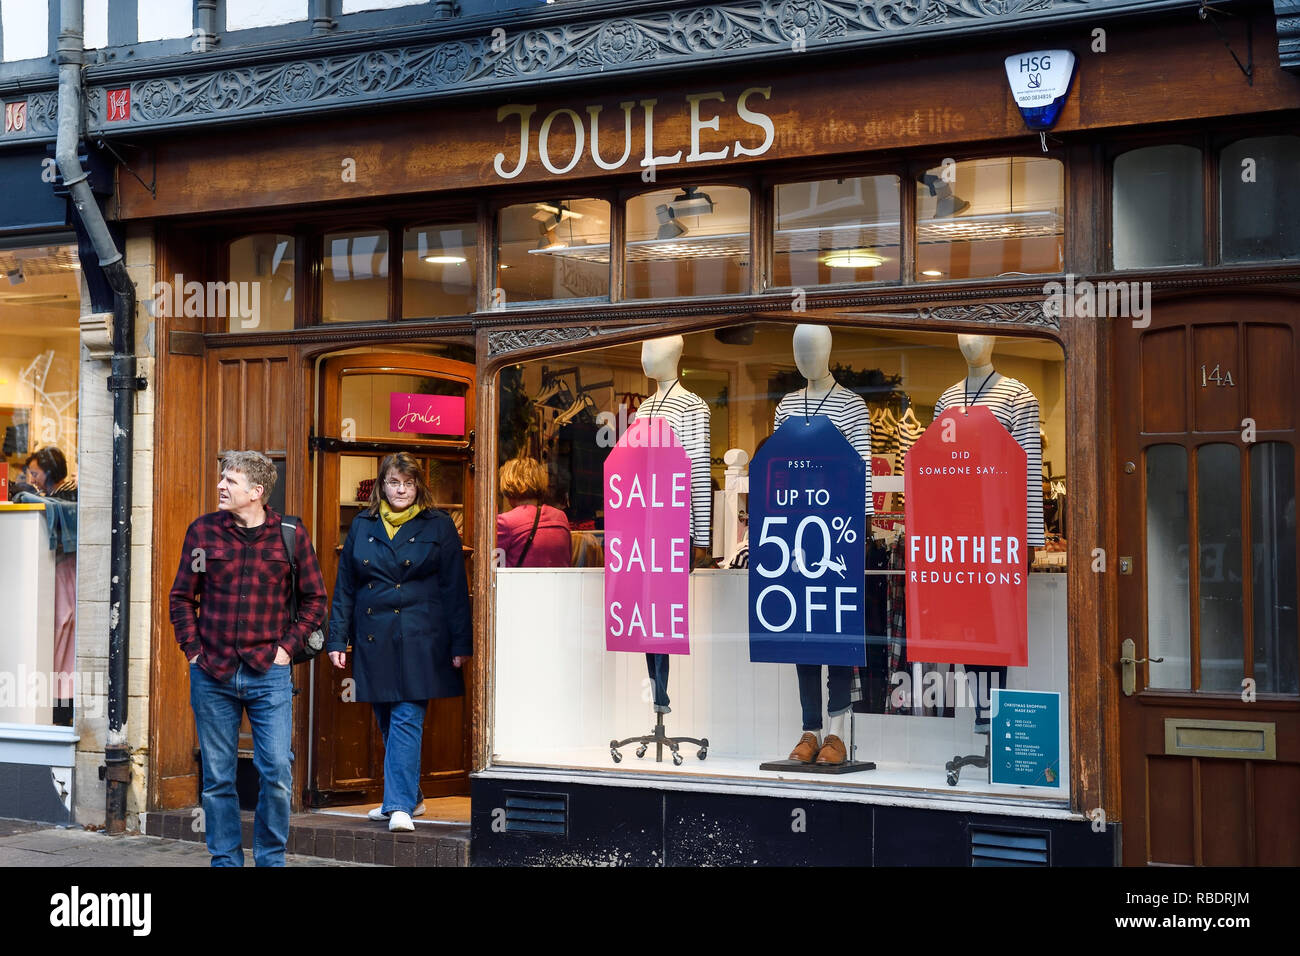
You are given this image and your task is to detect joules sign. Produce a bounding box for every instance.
[389,392,465,435]
[494,86,776,179]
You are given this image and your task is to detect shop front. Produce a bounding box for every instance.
[125,14,1299,864]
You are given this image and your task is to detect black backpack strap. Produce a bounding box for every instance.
[280,516,300,620]
[516,505,543,566]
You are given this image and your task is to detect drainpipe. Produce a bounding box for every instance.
[55,0,138,834]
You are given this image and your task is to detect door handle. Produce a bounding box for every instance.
[1120,638,1164,696]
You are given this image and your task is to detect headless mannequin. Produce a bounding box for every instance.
[634,336,712,715]
[959,333,1002,399]
[779,325,866,763]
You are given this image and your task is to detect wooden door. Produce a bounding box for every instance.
[309,353,476,806]
[1116,295,1300,865]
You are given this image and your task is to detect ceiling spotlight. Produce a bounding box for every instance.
[655,203,688,240]
[536,227,568,251]
[424,255,467,264]
[668,186,715,218]
[5,267,24,286]
[822,251,884,268]
[920,173,970,219]
[531,201,582,227]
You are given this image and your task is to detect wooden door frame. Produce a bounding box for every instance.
[305,348,478,805]
[1113,288,1300,865]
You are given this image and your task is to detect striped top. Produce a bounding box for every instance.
[774,383,874,514]
[634,388,712,548]
[933,375,1045,547]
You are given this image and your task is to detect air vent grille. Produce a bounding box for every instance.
[504,791,567,837]
[970,827,1050,866]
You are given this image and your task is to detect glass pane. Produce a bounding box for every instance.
[1113,145,1204,269]
[0,242,81,727]
[1197,443,1244,691]
[322,229,389,323]
[339,372,468,442]
[772,175,900,286]
[625,185,751,298]
[402,222,477,318]
[1220,136,1300,263]
[495,198,610,305]
[339,453,464,536]
[916,157,1063,281]
[227,234,295,332]
[1147,444,1191,689]
[1251,442,1298,694]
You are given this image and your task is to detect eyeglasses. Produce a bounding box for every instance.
[384,479,417,491]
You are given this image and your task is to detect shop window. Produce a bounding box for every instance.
[772,175,901,287]
[491,324,1069,798]
[1112,145,1204,269]
[322,229,390,323]
[1197,443,1245,692]
[1220,136,1300,263]
[0,242,81,728]
[402,223,477,318]
[1250,442,1297,695]
[624,185,751,299]
[915,157,1063,281]
[227,234,295,333]
[495,199,611,306]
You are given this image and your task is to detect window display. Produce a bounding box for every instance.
[492,321,1069,798]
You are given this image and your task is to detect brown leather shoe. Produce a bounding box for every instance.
[789,732,820,763]
[816,734,847,765]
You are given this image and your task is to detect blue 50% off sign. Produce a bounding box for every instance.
[747,415,867,666]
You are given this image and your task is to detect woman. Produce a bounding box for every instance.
[15,447,77,726]
[326,452,472,832]
[496,457,571,568]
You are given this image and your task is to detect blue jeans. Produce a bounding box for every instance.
[189,660,293,867]
[645,654,670,713]
[372,700,426,814]
[796,664,854,732]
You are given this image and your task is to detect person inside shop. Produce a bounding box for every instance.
[13,446,78,725]
[327,452,473,832]
[169,450,328,866]
[496,456,572,568]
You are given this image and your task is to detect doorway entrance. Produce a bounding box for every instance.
[1115,295,1299,865]
[308,352,476,807]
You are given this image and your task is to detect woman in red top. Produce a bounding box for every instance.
[496,458,571,568]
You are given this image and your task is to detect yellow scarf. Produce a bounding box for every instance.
[379,500,420,539]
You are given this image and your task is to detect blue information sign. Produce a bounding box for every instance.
[748,415,867,665]
[990,689,1061,788]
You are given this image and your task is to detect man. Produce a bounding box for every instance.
[170,450,326,866]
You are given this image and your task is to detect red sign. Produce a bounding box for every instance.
[4,101,26,134]
[388,392,465,435]
[904,405,1027,666]
[106,88,131,122]
[604,416,692,655]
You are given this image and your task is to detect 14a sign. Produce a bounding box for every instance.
[904,405,1028,666]
[748,415,866,666]
[604,416,692,655]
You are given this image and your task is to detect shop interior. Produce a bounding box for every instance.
[493,321,1070,798]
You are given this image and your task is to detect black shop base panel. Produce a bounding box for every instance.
[470,776,1119,867]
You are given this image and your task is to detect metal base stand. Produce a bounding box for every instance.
[945,736,991,786]
[760,707,876,774]
[611,712,708,767]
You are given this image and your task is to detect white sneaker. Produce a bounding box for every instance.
[388,810,414,832]
[367,802,426,821]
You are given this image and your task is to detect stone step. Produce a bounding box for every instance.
[142,809,469,867]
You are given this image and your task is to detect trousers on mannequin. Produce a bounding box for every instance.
[646,653,671,713]
[796,664,854,732]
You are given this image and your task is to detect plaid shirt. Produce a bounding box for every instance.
[169,507,328,682]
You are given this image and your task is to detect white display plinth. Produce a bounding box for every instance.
[492,567,1070,797]
[0,505,57,725]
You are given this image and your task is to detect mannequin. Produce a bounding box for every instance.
[632,335,712,715]
[935,333,1044,733]
[774,324,873,765]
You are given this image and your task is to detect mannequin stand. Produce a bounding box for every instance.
[760,710,876,775]
[945,736,990,786]
[611,713,708,767]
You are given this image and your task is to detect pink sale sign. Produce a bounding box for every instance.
[604,416,692,655]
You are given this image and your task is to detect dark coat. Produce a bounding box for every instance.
[326,508,472,703]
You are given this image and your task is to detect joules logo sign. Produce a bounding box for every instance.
[494,86,776,180]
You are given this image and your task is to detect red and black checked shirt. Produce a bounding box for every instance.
[169,507,328,682]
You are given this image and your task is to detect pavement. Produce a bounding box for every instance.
[0,819,370,866]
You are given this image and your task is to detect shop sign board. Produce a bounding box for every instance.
[603,415,692,655]
[990,689,1062,788]
[904,405,1028,665]
[388,392,465,435]
[747,415,867,666]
